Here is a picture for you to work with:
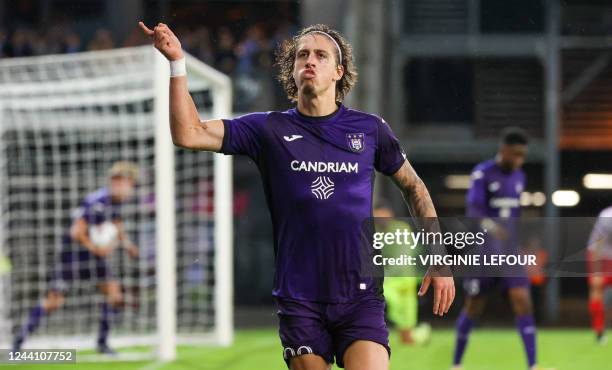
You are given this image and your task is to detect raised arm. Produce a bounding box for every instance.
[390,160,455,316]
[139,22,224,151]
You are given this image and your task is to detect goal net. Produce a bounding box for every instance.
[0,46,233,360]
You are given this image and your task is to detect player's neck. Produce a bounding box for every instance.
[495,155,513,173]
[297,94,339,118]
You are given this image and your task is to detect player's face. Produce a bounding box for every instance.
[110,176,135,202]
[293,34,343,99]
[499,144,527,171]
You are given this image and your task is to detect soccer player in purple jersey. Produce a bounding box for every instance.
[452,128,542,370]
[140,22,454,369]
[12,162,139,354]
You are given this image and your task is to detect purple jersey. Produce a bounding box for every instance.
[75,187,121,225]
[62,187,121,247]
[466,159,526,259]
[220,105,406,303]
[466,159,525,218]
[53,187,120,290]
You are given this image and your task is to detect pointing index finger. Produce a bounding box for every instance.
[138,21,154,36]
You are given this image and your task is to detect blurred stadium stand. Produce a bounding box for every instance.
[0,0,298,112]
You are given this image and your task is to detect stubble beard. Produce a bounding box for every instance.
[301,81,316,99]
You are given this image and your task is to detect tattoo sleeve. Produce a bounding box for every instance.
[390,160,437,218]
[391,160,450,275]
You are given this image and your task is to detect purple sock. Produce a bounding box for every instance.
[98,303,112,346]
[453,311,474,366]
[14,304,45,349]
[516,314,537,367]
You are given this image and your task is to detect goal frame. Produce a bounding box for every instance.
[0,47,234,361]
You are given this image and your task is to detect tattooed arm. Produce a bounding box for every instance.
[390,160,455,316]
[390,160,437,218]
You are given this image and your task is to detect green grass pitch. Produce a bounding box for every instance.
[4,329,610,370]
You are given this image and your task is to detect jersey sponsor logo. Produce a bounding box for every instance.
[346,133,365,153]
[283,134,303,142]
[290,160,358,173]
[490,197,520,209]
[311,176,335,199]
[490,197,520,218]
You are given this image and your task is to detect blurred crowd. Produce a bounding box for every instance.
[0,20,298,111]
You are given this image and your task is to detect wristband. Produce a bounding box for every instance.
[170,57,186,77]
[480,218,498,233]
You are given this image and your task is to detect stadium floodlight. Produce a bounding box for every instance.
[0,47,233,360]
[520,192,546,207]
[444,175,472,190]
[520,192,531,207]
[583,174,612,189]
[551,190,580,207]
[531,192,546,207]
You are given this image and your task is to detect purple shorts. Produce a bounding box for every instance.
[463,276,530,297]
[276,295,390,368]
[49,249,112,292]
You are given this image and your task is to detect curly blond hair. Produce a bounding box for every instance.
[275,24,358,103]
[108,161,139,182]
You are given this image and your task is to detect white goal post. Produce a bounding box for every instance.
[0,46,233,361]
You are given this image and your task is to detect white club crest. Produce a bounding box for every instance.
[346,133,365,153]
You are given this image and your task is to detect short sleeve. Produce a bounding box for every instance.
[374,118,406,176]
[466,169,487,217]
[74,200,97,224]
[220,112,268,161]
[73,203,89,220]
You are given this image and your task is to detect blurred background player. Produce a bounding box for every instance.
[586,206,612,344]
[374,202,431,346]
[12,161,139,354]
[452,128,543,370]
